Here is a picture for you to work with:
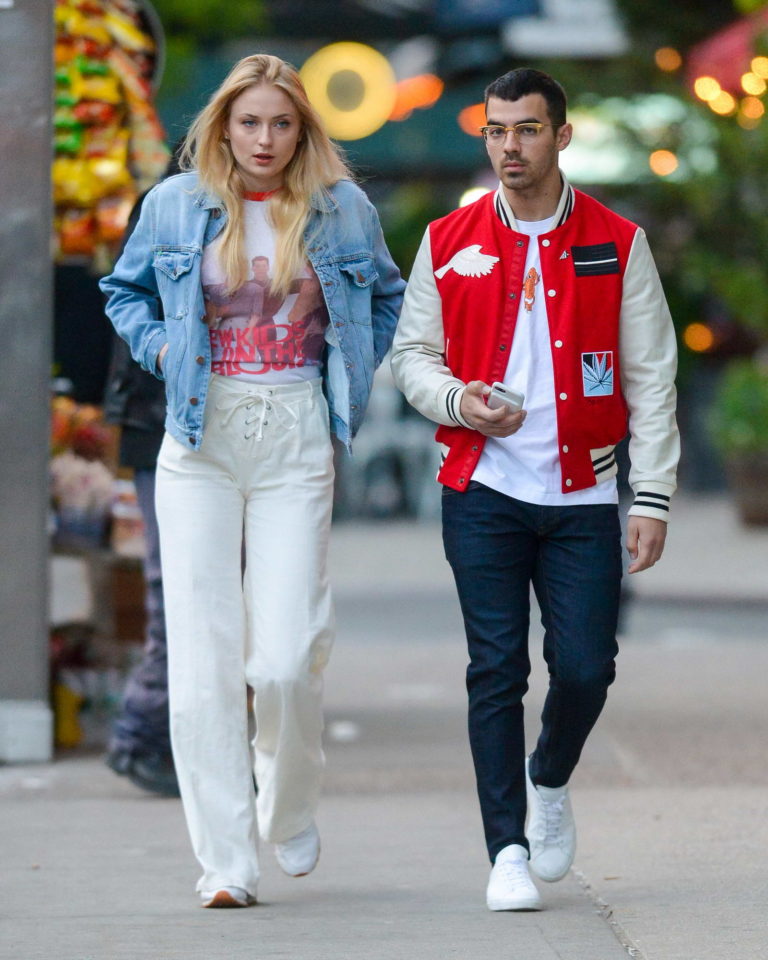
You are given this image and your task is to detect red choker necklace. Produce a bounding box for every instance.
[243,189,280,201]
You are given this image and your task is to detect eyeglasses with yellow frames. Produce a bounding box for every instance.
[479,122,552,143]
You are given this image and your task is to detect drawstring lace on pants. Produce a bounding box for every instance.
[216,390,302,442]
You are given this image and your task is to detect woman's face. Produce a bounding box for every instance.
[225,83,302,192]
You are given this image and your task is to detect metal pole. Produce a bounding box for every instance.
[0,0,55,761]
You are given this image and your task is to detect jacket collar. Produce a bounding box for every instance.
[493,174,575,233]
[310,185,340,213]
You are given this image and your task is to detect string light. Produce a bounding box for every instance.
[741,96,765,119]
[693,76,722,102]
[683,323,715,353]
[709,91,737,115]
[649,150,679,176]
[389,74,444,122]
[655,47,682,72]
[457,103,486,137]
[741,72,767,95]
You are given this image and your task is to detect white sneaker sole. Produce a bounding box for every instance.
[487,896,543,912]
[200,890,256,908]
[529,859,572,883]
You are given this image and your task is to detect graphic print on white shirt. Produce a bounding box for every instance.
[434,244,499,279]
[203,198,328,384]
[523,267,539,312]
[472,190,617,507]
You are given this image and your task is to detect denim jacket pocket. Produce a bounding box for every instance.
[152,245,198,281]
[338,259,378,325]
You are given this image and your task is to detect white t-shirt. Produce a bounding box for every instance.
[472,190,617,506]
[202,194,328,384]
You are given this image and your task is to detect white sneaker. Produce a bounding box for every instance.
[525,756,576,882]
[274,821,321,877]
[200,886,256,908]
[486,844,543,911]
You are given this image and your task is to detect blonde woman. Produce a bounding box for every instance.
[101,54,404,908]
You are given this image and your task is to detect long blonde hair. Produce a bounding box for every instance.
[180,54,351,298]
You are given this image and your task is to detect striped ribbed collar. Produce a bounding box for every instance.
[493,175,575,233]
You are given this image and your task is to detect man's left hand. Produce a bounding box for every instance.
[626,516,667,574]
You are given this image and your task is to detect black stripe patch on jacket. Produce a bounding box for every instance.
[571,242,620,276]
[593,456,616,476]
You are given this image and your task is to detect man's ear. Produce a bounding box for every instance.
[556,122,573,151]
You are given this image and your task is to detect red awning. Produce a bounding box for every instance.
[686,9,768,96]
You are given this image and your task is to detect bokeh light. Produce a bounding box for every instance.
[649,150,679,176]
[683,323,715,353]
[709,91,737,116]
[458,103,486,137]
[693,76,722,102]
[389,74,444,122]
[655,47,682,72]
[751,55,768,78]
[741,72,767,95]
[741,96,765,119]
[300,42,396,140]
[737,112,762,129]
[459,186,492,207]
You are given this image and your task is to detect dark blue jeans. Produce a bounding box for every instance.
[109,467,171,757]
[442,482,622,863]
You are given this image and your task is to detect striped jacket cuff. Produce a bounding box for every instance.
[628,489,671,523]
[445,385,472,429]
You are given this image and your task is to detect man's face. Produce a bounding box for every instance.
[252,257,270,283]
[485,93,572,196]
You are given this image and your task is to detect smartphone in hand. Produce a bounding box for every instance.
[487,382,525,412]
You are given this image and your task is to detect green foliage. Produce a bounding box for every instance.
[614,0,736,52]
[734,0,768,13]
[376,183,448,278]
[677,112,768,336]
[151,0,267,49]
[710,358,768,454]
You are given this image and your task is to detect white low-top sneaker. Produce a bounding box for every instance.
[486,844,543,911]
[200,886,256,908]
[525,756,576,882]
[274,820,321,877]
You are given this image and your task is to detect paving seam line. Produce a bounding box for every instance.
[572,868,648,960]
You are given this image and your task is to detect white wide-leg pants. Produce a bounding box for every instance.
[155,374,335,895]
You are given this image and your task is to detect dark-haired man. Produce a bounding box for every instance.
[391,68,679,911]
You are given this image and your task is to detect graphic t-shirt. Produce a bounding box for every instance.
[203,193,328,383]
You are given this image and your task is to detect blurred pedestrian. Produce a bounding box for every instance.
[103,151,181,798]
[101,53,404,909]
[392,67,679,912]
[103,336,177,796]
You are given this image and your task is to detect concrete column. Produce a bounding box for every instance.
[0,0,55,761]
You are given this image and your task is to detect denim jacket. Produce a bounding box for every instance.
[100,172,405,450]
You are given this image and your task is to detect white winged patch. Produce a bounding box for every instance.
[435,244,500,280]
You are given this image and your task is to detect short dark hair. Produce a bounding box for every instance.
[484,68,567,128]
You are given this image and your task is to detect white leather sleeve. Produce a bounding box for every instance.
[619,228,681,521]
[390,229,472,428]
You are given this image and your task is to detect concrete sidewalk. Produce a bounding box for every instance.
[2,492,766,959]
[329,492,768,605]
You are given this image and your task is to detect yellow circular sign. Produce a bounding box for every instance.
[301,42,396,141]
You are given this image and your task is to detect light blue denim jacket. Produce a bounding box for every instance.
[100,172,405,450]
